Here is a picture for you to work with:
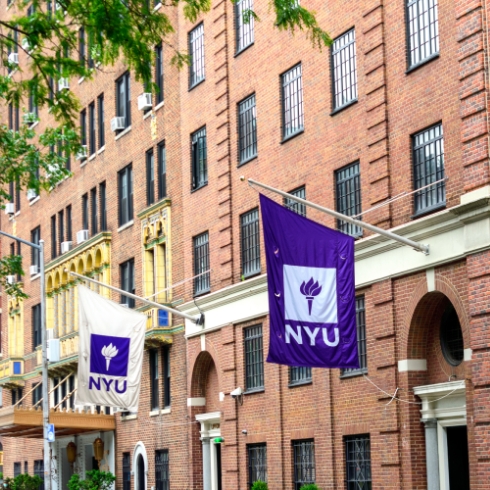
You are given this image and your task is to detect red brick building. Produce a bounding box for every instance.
[1,0,490,488]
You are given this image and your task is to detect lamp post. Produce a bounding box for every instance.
[0,230,50,490]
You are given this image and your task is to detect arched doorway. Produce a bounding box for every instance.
[133,442,148,490]
[137,455,145,490]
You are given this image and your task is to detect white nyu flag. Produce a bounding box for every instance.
[76,286,146,412]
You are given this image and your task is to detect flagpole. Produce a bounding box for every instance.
[243,177,430,255]
[67,270,204,324]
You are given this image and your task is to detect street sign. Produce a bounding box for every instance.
[46,423,55,442]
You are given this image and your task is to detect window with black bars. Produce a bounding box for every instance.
[193,232,210,295]
[244,324,264,391]
[31,226,41,268]
[116,72,131,129]
[51,214,57,259]
[158,142,167,199]
[123,453,131,490]
[238,94,257,164]
[58,209,64,255]
[147,150,155,206]
[155,44,164,104]
[331,29,357,111]
[150,348,160,410]
[247,444,267,488]
[163,345,171,407]
[34,460,44,490]
[282,64,304,140]
[120,259,135,308]
[293,440,315,490]
[189,23,205,88]
[14,462,21,477]
[98,93,105,148]
[118,164,134,226]
[91,187,98,236]
[11,388,23,406]
[289,366,311,386]
[284,186,306,216]
[100,182,107,231]
[32,382,42,406]
[66,205,72,241]
[155,450,169,490]
[241,208,260,278]
[345,435,372,490]
[406,0,439,68]
[89,102,96,155]
[82,193,89,230]
[32,304,42,348]
[342,296,368,377]
[80,109,87,149]
[335,161,362,237]
[413,123,445,214]
[191,127,207,190]
[236,0,254,53]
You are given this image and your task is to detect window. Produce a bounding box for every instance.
[66,205,72,241]
[289,366,311,386]
[293,440,315,490]
[31,226,41,269]
[98,94,105,148]
[247,444,267,487]
[241,208,260,278]
[193,232,210,295]
[120,259,135,308]
[79,28,85,66]
[122,453,131,490]
[244,324,264,391]
[158,142,166,199]
[58,209,64,255]
[14,462,21,477]
[32,382,42,406]
[281,64,304,139]
[11,388,23,406]
[118,164,134,226]
[238,94,257,164]
[407,0,439,68]
[236,0,254,52]
[16,242,21,281]
[163,345,171,407]
[80,109,87,150]
[82,193,89,230]
[155,44,164,104]
[413,123,445,214]
[91,187,98,235]
[155,450,169,490]
[191,127,207,190]
[146,150,155,206]
[345,435,372,490]
[150,348,160,410]
[34,460,44,490]
[440,303,464,366]
[51,215,57,259]
[342,296,367,376]
[189,23,205,88]
[116,72,131,129]
[331,29,357,111]
[100,182,107,231]
[32,304,42,348]
[28,88,38,120]
[335,161,362,237]
[284,186,306,216]
[89,102,96,155]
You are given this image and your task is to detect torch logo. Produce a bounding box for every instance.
[101,344,119,371]
[300,278,322,315]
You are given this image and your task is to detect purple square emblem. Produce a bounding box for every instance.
[90,334,130,377]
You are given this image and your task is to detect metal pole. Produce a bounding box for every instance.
[244,177,430,255]
[67,270,203,324]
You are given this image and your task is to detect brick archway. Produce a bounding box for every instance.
[190,350,217,399]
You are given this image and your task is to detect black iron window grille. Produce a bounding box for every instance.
[293,440,315,490]
[122,453,131,490]
[413,123,445,214]
[89,102,96,155]
[335,161,362,237]
[247,444,267,487]
[120,259,135,308]
[150,348,160,410]
[194,232,210,295]
[66,205,72,241]
[406,0,439,68]
[80,109,87,148]
[98,93,105,148]
[241,208,260,278]
[331,29,357,111]
[236,0,254,53]
[282,64,304,139]
[191,127,207,190]
[14,462,21,477]
[284,186,306,217]
[147,150,155,206]
[116,72,131,129]
[155,44,164,104]
[189,23,205,88]
[158,142,167,199]
[345,435,372,490]
[51,214,57,259]
[289,365,312,386]
[81,193,89,232]
[163,345,171,407]
[244,324,264,391]
[99,182,107,231]
[238,94,257,164]
[31,226,41,268]
[34,460,44,490]
[155,450,169,490]
[32,304,42,347]
[118,164,133,226]
[342,296,367,377]
[90,187,98,236]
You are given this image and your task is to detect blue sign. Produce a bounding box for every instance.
[46,423,55,442]
[158,310,169,327]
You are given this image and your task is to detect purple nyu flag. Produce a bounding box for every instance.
[260,194,359,369]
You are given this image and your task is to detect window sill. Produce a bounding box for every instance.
[193,288,211,298]
[121,413,137,421]
[150,407,171,417]
[29,121,39,130]
[88,153,96,162]
[281,129,304,145]
[30,273,40,281]
[153,2,162,11]
[238,154,258,167]
[234,42,254,58]
[78,77,85,85]
[80,159,88,168]
[143,110,153,120]
[288,380,312,388]
[330,98,358,116]
[242,270,262,281]
[340,368,367,379]
[406,53,440,75]
[154,100,164,112]
[244,388,265,395]
[29,196,40,206]
[411,202,446,220]
[115,125,132,141]
[191,182,208,193]
[117,220,134,232]
[189,78,205,92]
[97,146,105,155]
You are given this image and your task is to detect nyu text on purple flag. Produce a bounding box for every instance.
[260,194,359,369]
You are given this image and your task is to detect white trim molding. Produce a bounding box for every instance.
[398,359,427,372]
[187,397,206,407]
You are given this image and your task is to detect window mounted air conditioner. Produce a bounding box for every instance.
[76,229,89,244]
[55,2,63,10]
[23,113,37,125]
[61,241,73,254]
[5,203,15,215]
[6,275,16,285]
[58,78,69,91]
[29,265,39,276]
[8,53,19,65]
[27,189,37,200]
[76,145,87,161]
[21,38,33,52]
[110,116,126,132]
[137,93,152,111]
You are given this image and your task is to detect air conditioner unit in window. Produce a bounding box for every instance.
[76,145,87,161]
[23,113,37,125]
[58,78,69,91]
[21,38,33,52]
[5,203,15,215]
[137,93,152,111]
[27,189,37,200]
[8,53,19,64]
[55,1,63,10]
[29,265,39,276]
[76,229,89,244]
[6,275,16,285]
[110,116,126,132]
[61,241,73,254]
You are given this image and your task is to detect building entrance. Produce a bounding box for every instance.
[447,426,470,490]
